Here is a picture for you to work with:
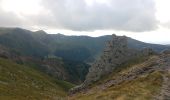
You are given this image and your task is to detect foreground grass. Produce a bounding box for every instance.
[70,71,163,100]
[70,56,163,100]
[0,58,74,100]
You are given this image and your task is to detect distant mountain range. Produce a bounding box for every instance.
[0,27,169,62]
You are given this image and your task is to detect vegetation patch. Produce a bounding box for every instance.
[0,58,74,100]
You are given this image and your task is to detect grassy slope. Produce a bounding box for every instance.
[70,56,163,100]
[71,71,162,100]
[0,58,74,100]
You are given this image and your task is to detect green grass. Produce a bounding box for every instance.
[0,58,74,100]
[70,56,163,100]
[70,71,163,100]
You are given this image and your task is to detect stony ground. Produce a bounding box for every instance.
[155,54,170,100]
[69,54,170,100]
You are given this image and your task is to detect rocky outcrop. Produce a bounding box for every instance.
[69,34,155,94]
[70,53,170,99]
[98,56,159,90]
[84,34,155,86]
[161,49,170,54]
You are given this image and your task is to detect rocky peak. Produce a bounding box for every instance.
[84,34,139,86]
[69,34,155,94]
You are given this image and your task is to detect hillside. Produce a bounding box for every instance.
[69,35,170,100]
[0,27,170,86]
[0,28,48,58]
[33,30,170,62]
[0,28,170,100]
[76,35,156,88]
[0,58,74,100]
[69,54,170,100]
[32,31,112,62]
[22,56,90,84]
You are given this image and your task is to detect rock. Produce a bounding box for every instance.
[69,84,85,95]
[161,49,170,54]
[141,48,156,56]
[84,34,153,86]
[69,34,155,94]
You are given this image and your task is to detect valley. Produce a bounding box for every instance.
[0,0,169,99]
[0,28,170,100]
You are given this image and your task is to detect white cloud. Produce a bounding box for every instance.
[40,0,158,32]
[0,9,21,27]
[0,0,170,44]
[0,0,158,32]
[1,0,42,15]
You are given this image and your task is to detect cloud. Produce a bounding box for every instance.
[0,1,21,27]
[39,0,158,32]
[0,10,22,27]
[161,22,170,29]
[0,0,158,32]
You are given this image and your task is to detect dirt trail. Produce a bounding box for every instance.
[155,54,170,100]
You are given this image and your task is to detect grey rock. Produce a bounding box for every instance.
[84,34,154,86]
[69,34,155,94]
[161,49,170,54]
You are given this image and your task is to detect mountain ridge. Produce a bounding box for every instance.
[0,27,170,84]
[69,36,170,100]
[0,27,170,99]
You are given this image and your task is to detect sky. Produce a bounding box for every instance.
[0,0,170,44]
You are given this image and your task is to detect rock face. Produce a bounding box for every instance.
[84,34,154,86]
[69,52,170,99]
[69,34,155,94]
[161,49,170,54]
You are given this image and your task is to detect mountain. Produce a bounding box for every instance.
[22,56,90,84]
[0,57,74,100]
[69,35,170,100]
[32,31,112,63]
[0,27,169,62]
[127,37,170,52]
[0,45,89,84]
[32,31,170,62]
[0,27,170,99]
[0,28,49,58]
[69,53,170,100]
[83,35,156,87]
[0,27,170,84]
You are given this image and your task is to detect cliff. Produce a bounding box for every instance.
[70,34,155,94]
